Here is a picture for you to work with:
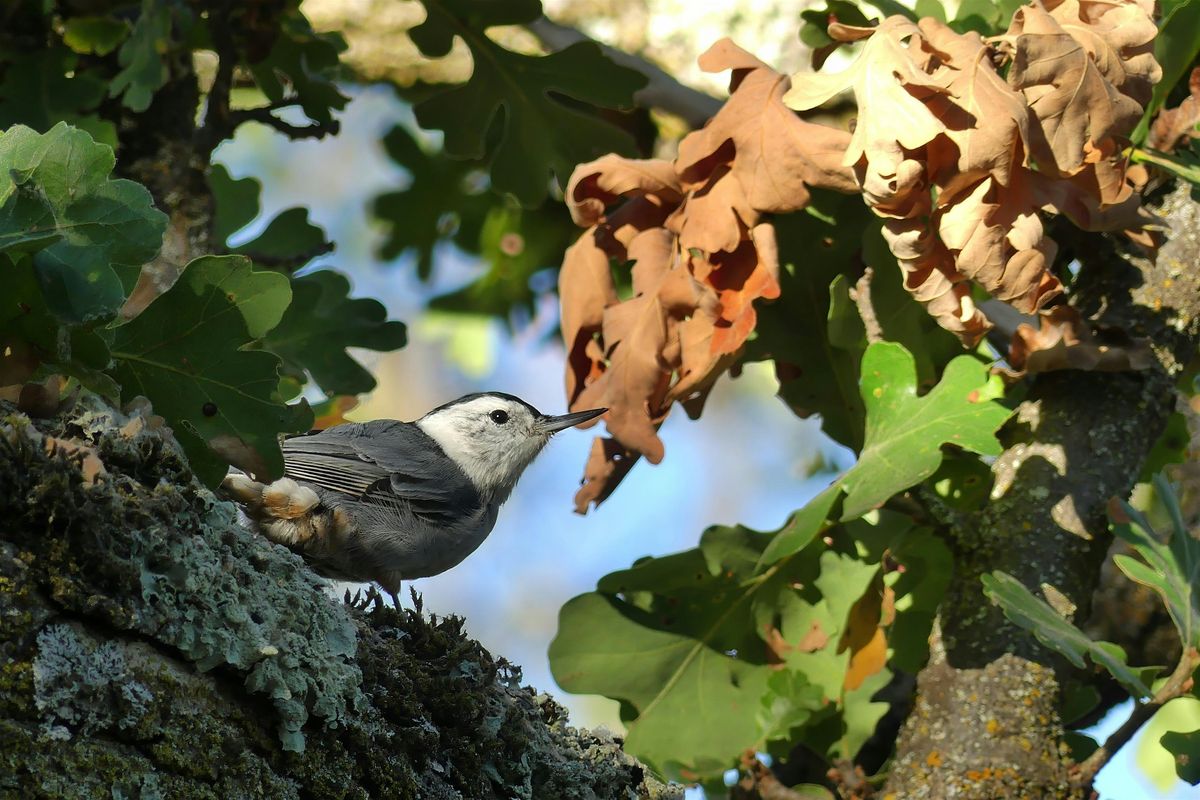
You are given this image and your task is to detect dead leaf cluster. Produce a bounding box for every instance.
[560,39,855,512]
[785,1,1160,353]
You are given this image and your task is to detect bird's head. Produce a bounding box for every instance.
[417,392,606,501]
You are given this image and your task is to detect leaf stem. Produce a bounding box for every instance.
[1070,646,1200,791]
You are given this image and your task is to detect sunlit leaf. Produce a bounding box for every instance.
[0,123,166,323]
[982,571,1153,698]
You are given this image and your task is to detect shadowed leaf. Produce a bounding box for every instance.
[109,255,311,486]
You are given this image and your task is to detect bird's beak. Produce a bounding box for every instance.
[537,407,607,434]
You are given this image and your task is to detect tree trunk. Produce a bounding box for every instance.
[885,184,1200,798]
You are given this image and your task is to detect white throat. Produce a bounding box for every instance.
[417,414,546,502]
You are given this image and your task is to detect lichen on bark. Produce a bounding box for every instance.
[0,394,678,800]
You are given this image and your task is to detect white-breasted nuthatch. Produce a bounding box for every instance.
[220,392,605,604]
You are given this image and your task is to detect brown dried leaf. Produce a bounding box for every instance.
[209,433,272,481]
[566,155,681,227]
[681,38,857,211]
[1006,305,1156,376]
[918,20,1031,186]
[935,172,1063,313]
[44,436,105,486]
[574,437,639,514]
[560,39,847,507]
[17,376,65,419]
[1149,67,1200,153]
[313,396,359,429]
[1005,1,1155,177]
[785,17,951,175]
[839,576,889,690]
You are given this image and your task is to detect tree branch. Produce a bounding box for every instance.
[224,105,341,140]
[1071,647,1200,791]
[524,16,722,128]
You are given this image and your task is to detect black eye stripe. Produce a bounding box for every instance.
[490,410,509,424]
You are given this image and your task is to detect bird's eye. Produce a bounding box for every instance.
[489,410,509,424]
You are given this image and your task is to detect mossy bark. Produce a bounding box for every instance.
[0,396,678,800]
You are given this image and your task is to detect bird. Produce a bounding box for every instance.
[220,392,605,607]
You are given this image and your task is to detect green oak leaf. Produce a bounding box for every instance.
[758,670,826,745]
[746,193,868,450]
[982,571,1153,698]
[109,255,310,487]
[0,254,117,397]
[1162,729,1200,785]
[0,47,117,148]
[0,123,167,323]
[372,124,491,279]
[262,270,406,396]
[552,512,904,779]
[552,524,793,779]
[231,207,332,271]
[208,163,333,269]
[838,341,1009,519]
[248,11,348,125]
[109,0,174,112]
[409,0,646,206]
[209,163,262,246]
[62,15,130,56]
[1112,475,1200,648]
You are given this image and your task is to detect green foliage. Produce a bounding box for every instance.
[0,123,166,323]
[109,255,312,487]
[551,510,917,780]
[248,9,349,126]
[61,15,130,56]
[430,202,574,319]
[209,163,333,267]
[1112,475,1200,649]
[372,124,490,279]
[981,571,1154,698]
[757,337,1008,562]
[109,0,177,113]
[231,207,333,269]
[1134,143,1200,198]
[0,47,117,147]
[748,199,964,453]
[746,195,868,449]
[263,270,407,396]
[409,0,647,205]
[838,342,1008,519]
[1161,729,1200,785]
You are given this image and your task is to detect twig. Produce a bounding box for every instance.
[1070,646,1200,791]
[224,106,341,140]
[524,16,722,128]
[850,266,884,343]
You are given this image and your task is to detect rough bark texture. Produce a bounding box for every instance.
[885,184,1200,798]
[0,396,678,800]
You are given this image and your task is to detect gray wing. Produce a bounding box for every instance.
[281,420,481,520]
